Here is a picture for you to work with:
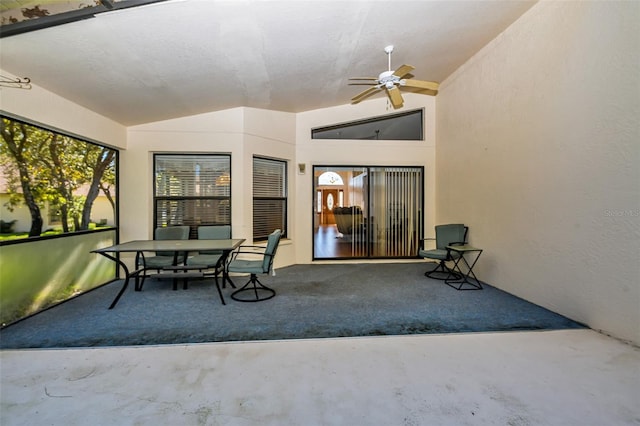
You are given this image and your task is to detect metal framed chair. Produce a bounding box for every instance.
[227,229,282,302]
[135,225,190,290]
[419,224,468,280]
[183,225,232,303]
[187,225,231,272]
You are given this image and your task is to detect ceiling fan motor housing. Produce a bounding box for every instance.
[378,70,400,88]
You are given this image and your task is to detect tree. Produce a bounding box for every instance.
[0,119,46,236]
[80,146,116,230]
[43,133,80,232]
[0,116,117,236]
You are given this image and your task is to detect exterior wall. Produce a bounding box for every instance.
[124,107,296,269]
[436,1,640,344]
[296,94,437,264]
[0,194,31,232]
[124,98,435,268]
[242,107,297,269]
[0,195,114,233]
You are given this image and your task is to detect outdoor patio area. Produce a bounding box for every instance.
[1,263,638,425]
[0,263,584,349]
[1,329,639,425]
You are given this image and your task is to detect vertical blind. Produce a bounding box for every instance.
[369,167,423,257]
[253,157,287,240]
[154,154,231,236]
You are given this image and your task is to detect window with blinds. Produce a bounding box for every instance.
[253,157,287,241]
[154,154,231,237]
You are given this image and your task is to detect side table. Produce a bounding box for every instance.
[445,245,483,290]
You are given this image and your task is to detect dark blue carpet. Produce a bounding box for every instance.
[0,263,584,349]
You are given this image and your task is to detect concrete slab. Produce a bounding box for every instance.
[1,329,638,425]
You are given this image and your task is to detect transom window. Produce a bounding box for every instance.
[311,109,423,140]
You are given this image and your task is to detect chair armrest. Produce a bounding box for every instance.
[235,245,266,250]
[228,245,266,262]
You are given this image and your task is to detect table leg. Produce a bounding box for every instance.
[98,252,132,309]
[445,251,483,290]
[134,251,146,291]
[213,270,226,305]
[217,250,236,289]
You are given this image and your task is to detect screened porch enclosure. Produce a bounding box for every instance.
[313,166,423,259]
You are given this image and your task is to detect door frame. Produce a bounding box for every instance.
[312,165,424,260]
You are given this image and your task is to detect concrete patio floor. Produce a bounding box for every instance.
[1,329,639,425]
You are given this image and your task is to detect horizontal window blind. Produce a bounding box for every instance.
[253,157,287,240]
[154,154,231,237]
[155,155,230,197]
[155,199,230,228]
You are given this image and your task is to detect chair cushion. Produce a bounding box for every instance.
[262,230,282,271]
[187,254,222,268]
[155,226,190,240]
[227,259,265,275]
[143,255,184,268]
[435,224,466,250]
[197,225,231,255]
[198,225,231,240]
[419,248,461,260]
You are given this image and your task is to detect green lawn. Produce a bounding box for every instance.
[0,225,110,241]
[0,230,63,241]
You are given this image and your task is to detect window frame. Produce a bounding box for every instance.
[153,153,231,238]
[0,112,118,244]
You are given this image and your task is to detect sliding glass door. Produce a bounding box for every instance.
[313,166,423,260]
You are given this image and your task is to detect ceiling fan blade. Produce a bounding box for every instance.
[349,77,378,81]
[386,86,404,108]
[402,79,440,92]
[393,64,414,79]
[351,86,381,103]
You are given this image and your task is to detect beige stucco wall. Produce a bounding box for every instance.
[123,99,435,269]
[436,1,640,343]
[124,107,297,270]
[295,94,437,264]
[0,70,126,149]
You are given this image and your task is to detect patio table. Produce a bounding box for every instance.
[92,238,245,309]
[444,245,483,290]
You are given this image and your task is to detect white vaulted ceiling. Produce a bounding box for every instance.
[0,0,536,126]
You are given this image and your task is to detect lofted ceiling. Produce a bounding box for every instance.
[0,0,536,126]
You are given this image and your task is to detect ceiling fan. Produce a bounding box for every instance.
[349,45,439,108]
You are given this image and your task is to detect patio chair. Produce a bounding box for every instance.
[419,224,468,280]
[227,229,282,302]
[135,225,190,289]
[186,225,231,284]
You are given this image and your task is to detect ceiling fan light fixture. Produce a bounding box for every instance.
[349,45,439,108]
